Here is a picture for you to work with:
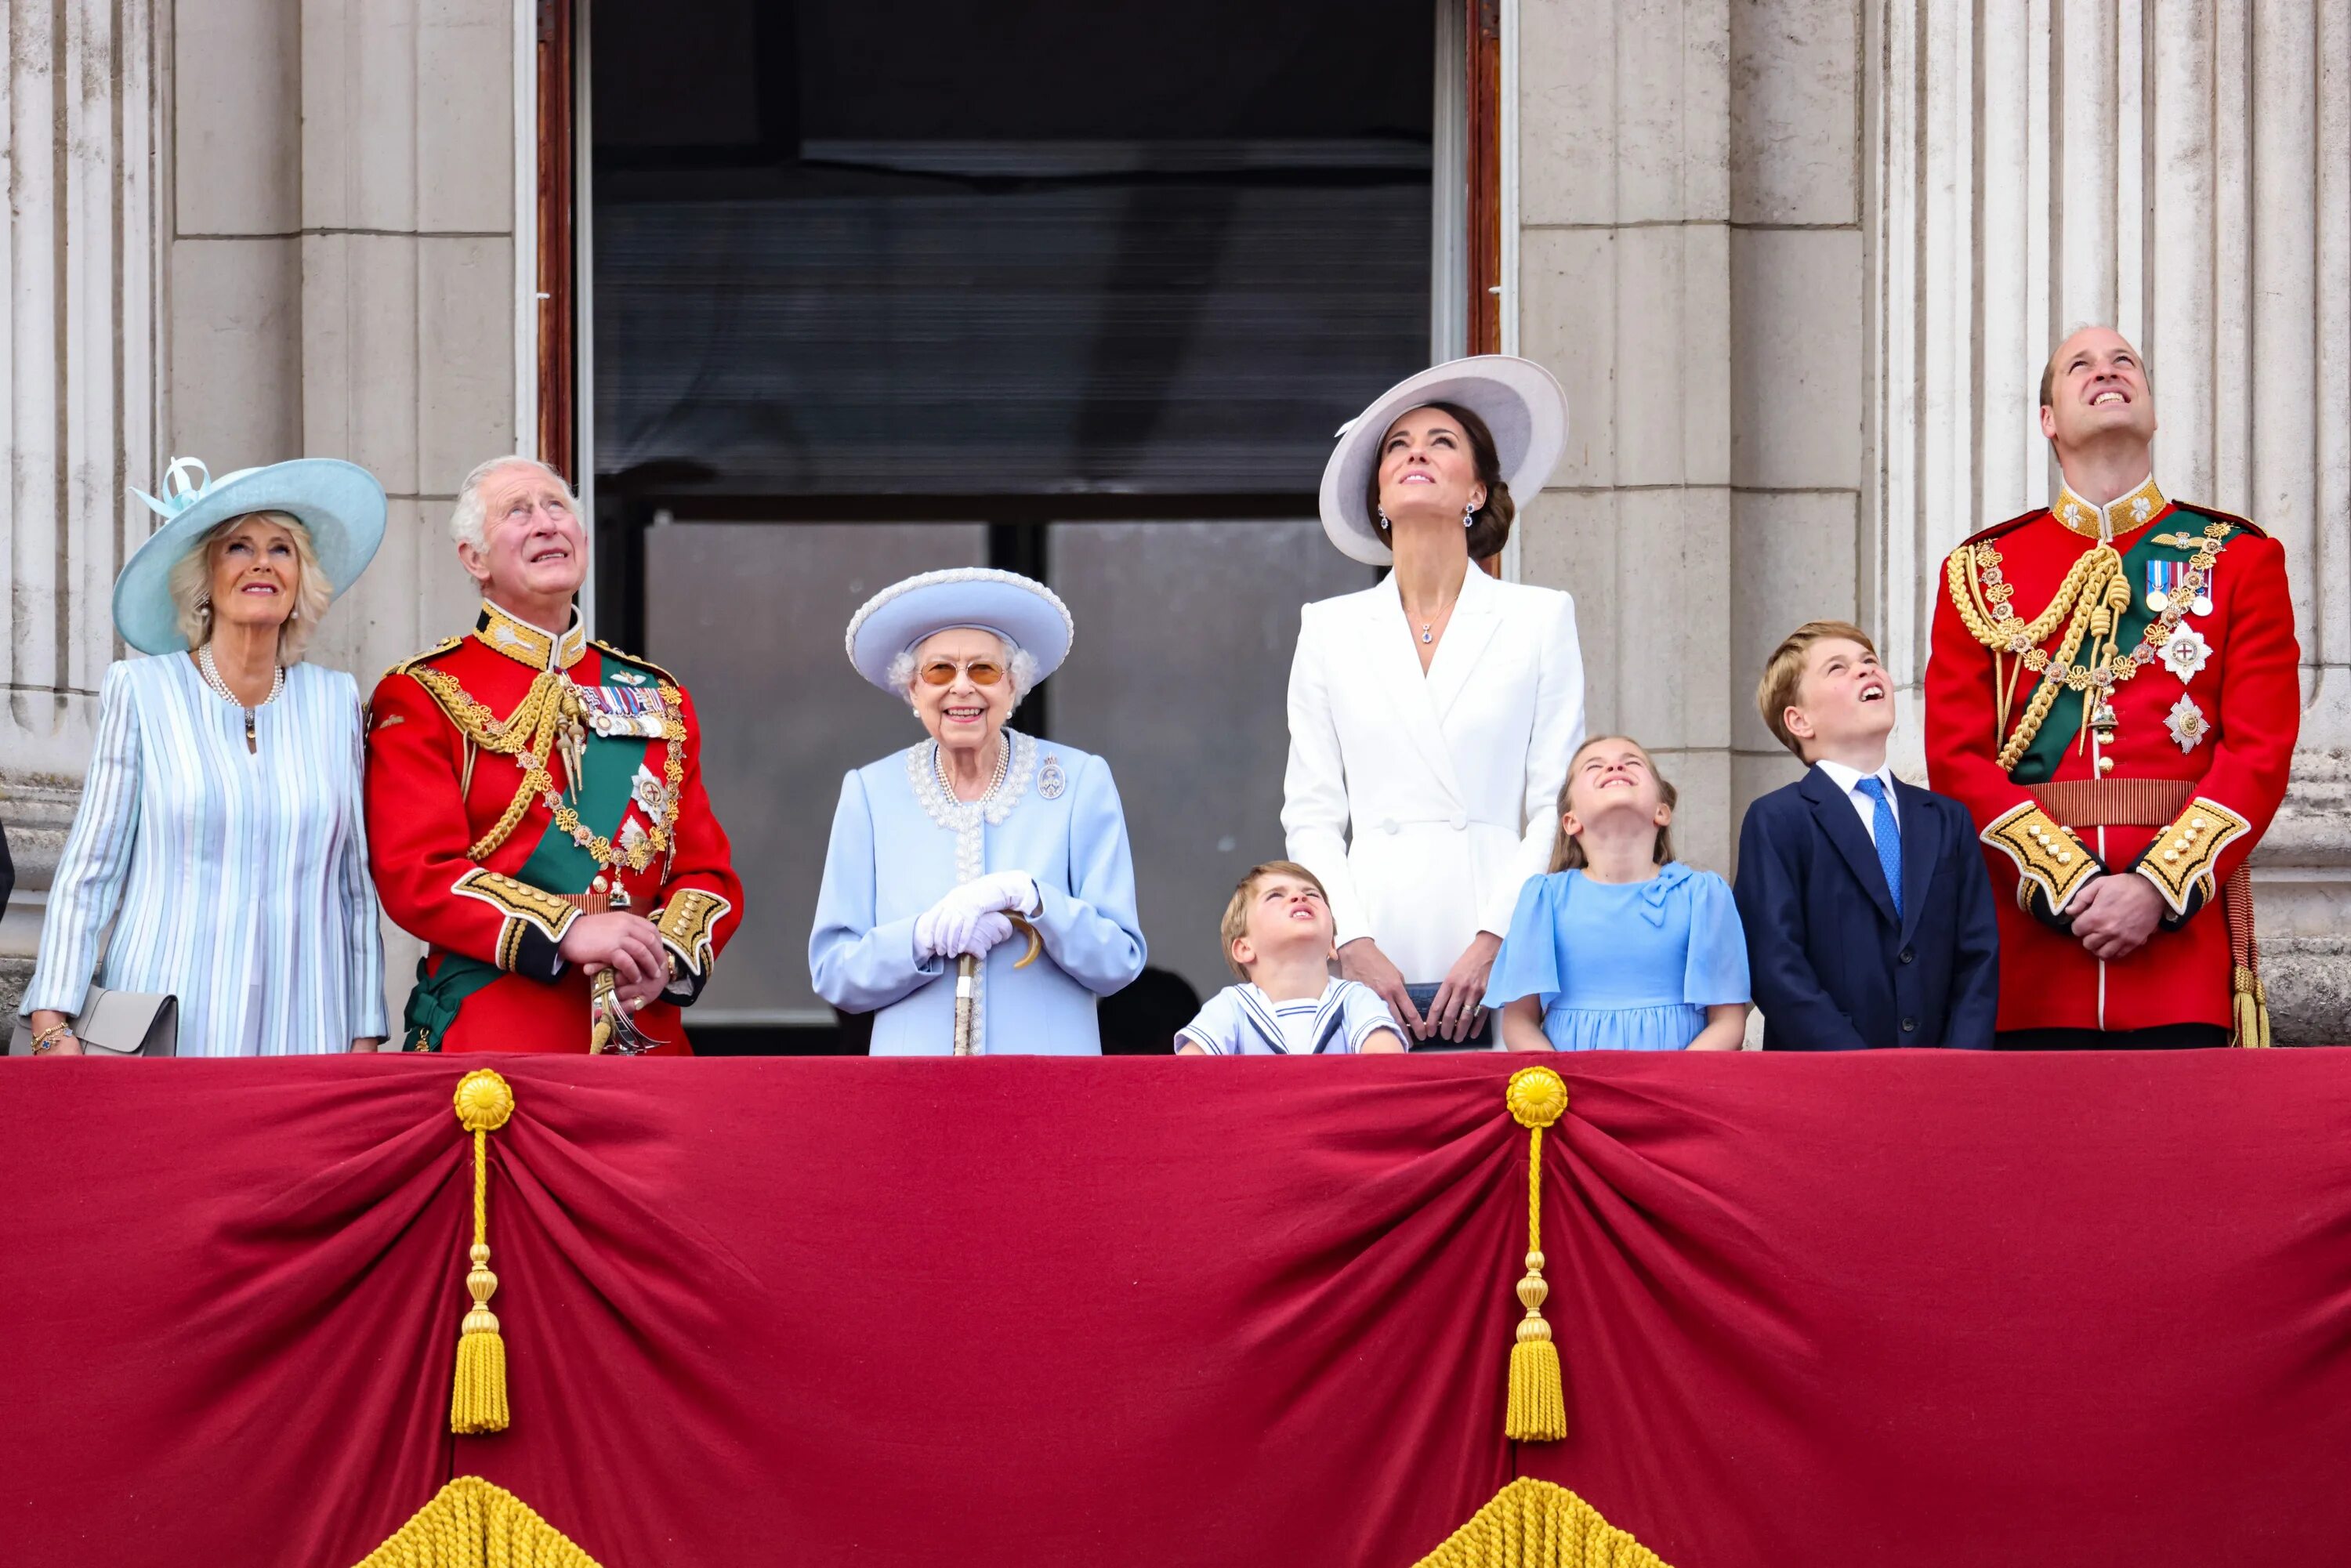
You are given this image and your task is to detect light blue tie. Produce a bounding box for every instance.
[1855,776,1903,918]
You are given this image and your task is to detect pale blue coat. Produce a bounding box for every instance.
[810,730,1147,1056]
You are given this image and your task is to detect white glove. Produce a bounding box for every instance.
[951,911,1016,961]
[913,904,1015,961]
[962,871,1039,918]
[914,881,1033,961]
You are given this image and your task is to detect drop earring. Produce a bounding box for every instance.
[1376,506,1391,528]
[1462,501,1478,529]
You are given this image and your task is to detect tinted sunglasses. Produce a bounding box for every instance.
[918,658,1005,686]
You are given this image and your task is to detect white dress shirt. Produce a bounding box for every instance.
[1814,757,1900,844]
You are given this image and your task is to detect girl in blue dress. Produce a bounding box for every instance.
[1484,736,1750,1052]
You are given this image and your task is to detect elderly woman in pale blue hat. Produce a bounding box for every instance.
[20,457,391,1058]
[810,568,1147,1055]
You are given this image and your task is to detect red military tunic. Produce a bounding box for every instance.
[365,600,743,1052]
[1925,476,2298,1037]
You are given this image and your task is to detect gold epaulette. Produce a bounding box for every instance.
[2172,502,2265,540]
[590,639,679,690]
[380,635,465,685]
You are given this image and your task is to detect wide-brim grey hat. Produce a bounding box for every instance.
[845,567,1075,691]
[1317,355,1569,565]
[111,456,388,654]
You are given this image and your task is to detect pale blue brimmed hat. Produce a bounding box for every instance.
[844,568,1074,691]
[111,456,388,654]
[1319,355,1569,565]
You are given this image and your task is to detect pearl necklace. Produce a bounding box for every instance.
[197,643,284,748]
[935,734,1011,804]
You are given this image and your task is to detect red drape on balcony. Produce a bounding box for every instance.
[3,1051,2348,1567]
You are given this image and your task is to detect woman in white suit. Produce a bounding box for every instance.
[1283,357,1585,1045]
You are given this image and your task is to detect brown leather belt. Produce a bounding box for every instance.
[2029,777,2194,827]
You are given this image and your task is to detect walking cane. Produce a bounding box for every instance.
[952,914,1043,1056]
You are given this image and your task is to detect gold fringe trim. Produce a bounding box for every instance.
[1503,1066,1569,1442]
[451,1070,516,1435]
[1411,1478,1671,1568]
[352,1476,602,1568]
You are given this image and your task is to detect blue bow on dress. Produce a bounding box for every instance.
[1633,861,1693,926]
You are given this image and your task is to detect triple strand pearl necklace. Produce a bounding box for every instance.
[935,735,1011,803]
[197,643,285,750]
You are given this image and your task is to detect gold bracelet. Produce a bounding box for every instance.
[29,1022,74,1054]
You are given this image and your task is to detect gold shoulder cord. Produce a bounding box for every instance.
[1945,521,2233,770]
[404,668,568,860]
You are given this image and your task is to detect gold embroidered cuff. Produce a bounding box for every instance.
[2133,796,2251,917]
[1981,802,2101,914]
[454,868,582,970]
[654,889,733,977]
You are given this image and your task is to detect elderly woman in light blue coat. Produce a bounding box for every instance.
[810,569,1146,1055]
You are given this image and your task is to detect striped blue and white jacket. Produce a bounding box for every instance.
[21,654,388,1055]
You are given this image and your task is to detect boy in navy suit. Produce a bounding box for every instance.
[1735,621,2000,1048]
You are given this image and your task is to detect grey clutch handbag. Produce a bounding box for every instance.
[8,987,179,1056]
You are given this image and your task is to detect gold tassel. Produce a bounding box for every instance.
[450,1070,516,1436]
[353,1476,604,1568]
[1503,1066,1569,1442]
[2233,967,2273,1050]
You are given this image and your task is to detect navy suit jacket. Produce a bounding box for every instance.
[1733,767,2000,1049]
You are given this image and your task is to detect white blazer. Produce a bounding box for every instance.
[1282,565,1587,984]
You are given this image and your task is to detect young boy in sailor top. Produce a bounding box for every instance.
[1177,862,1407,1055]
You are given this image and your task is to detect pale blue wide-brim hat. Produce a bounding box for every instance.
[1318,354,1569,565]
[111,456,388,654]
[844,568,1075,692]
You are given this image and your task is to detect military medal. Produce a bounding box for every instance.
[2145,558,2183,614]
[630,762,672,819]
[581,683,667,738]
[2165,693,2209,752]
[2160,625,2211,683]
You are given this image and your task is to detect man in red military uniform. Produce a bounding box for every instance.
[1926,326,2298,1047]
[367,457,741,1053]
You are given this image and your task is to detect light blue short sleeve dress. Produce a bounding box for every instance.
[1480,862,1750,1051]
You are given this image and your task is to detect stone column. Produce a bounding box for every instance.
[1515,0,1737,870]
[0,0,164,1013]
[1871,0,2351,1038]
[1514,0,1870,875]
